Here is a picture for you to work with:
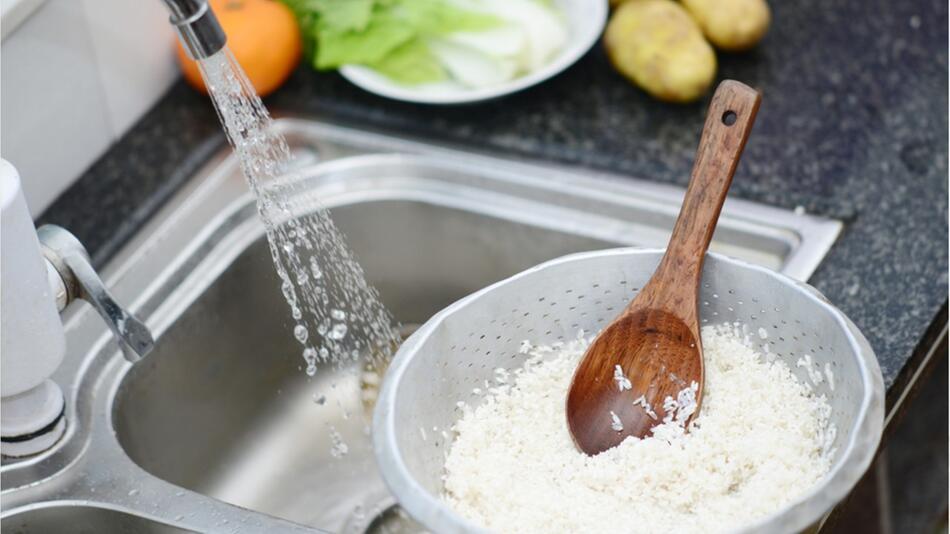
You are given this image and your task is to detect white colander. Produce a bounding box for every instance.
[373,248,884,533]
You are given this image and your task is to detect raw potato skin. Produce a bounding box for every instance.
[605,0,717,103]
[681,0,771,51]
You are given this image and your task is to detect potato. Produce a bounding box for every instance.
[680,0,771,51]
[604,0,717,103]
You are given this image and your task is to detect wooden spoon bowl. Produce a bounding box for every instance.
[566,80,762,455]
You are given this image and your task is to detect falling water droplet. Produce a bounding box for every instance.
[294,325,309,344]
[309,256,323,279]
[329,323,348,340]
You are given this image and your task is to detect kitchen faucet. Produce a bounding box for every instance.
[0,0,228,459]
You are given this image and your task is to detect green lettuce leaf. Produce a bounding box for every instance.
[367,38,447,84]
[315,15,414,69]
[285,0,503,83]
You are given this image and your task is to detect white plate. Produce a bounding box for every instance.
[339,0,608,105]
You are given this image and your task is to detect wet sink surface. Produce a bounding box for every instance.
[2,119,841,532]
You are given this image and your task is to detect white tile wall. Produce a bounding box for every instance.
[1,0,178,215]
[80,0,177,136]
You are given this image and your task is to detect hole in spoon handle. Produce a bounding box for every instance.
[662,80,762,284]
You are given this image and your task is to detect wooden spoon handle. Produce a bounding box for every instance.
[659,80,761,287]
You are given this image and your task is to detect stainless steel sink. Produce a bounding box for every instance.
[0,119,841,532]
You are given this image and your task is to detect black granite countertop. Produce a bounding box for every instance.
[41,0,947,399]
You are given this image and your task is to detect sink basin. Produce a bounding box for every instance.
[1,119,841,532]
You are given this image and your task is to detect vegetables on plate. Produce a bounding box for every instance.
[282,0,567,88]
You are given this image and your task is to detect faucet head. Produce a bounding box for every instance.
[162,0,227,60]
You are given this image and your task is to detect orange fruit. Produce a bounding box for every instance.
[176,0,301,97]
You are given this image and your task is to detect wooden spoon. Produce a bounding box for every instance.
[566,80,761,455]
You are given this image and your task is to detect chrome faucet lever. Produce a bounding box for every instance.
[37,225,154,363]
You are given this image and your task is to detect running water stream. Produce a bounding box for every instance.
[196,48,399,374]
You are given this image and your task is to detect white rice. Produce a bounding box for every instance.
[443,324,835,533]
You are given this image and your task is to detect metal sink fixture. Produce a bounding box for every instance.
[0,118,842,532]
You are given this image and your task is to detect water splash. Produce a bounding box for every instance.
[196,49,399,372]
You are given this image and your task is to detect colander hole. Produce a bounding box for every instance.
[713,294,720,299]
[728,289,735,294]
[728,307,734,312]
[479,334,486,339]
[565,289,573,294]
[593,283,600,288]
